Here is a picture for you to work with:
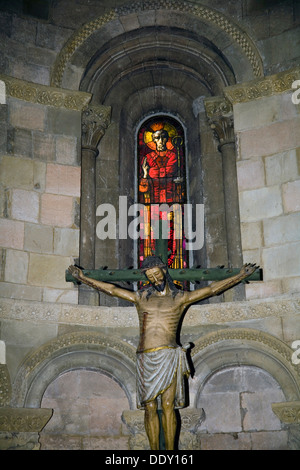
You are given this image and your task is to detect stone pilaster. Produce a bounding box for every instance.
[79,105,111,305]
[205,97,244,301]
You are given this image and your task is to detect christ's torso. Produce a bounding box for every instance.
[135,288,186,352]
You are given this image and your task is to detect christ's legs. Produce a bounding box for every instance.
[161,376,177,450]
[144,399,160,450]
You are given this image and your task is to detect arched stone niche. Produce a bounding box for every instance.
[11,332,137,410]
[51,1,263,90]
[190,328,300,406]
[39,369,130,450]
[50,1,264,308]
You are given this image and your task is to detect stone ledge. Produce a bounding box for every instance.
[224,66,300,104]
[0,73,91,111]
[0,295,299,327]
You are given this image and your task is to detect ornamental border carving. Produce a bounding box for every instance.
[1,296,300,327]
[51,0,263,88]
[272,401,300,424]
[0,74,91,111]
[0,407,53,432]
[224,66,300,104]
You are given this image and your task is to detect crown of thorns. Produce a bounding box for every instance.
[140,256,167,272]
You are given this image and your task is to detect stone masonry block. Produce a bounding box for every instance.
[0,282,42,301]
[4,249,28,284]
[241,390,283,431]
[55,135,78,165]
[263,213,300,246]
[237,158,265,190]
[45,163,80,197]
[24,223,53,254]
[262,242,300,280]
[9,100,46,131]
[282,277,300,296]
[238,118,300,159]
[53,227,79,256]
[239,186,282,222]
[11,189,39,223]
[11,61,50,87]
[41,193,74,227]
[0,156,46,191]
[33,132,55,162]
[198,392,242,433]
[241,221,262,250]
[0,218,24,249]
[234,95,281,132]
[282,180,300,213]
[265,149,299,186]
[9,128,32,158]
[245,280,283,300]
[234,92,299,133]
[43,287,78,304]
[47,108,81,137]
[28,253,72,288]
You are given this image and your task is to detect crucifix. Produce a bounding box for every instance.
[68,111,262,450]
[66,227,262,450]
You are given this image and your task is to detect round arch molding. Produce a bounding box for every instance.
[189,328,300,407]
[11,331,137,410]
[50,0,263,91]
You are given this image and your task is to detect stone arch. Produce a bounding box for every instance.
[51,1,263,90]
[189,328,300,407]
[11,331,137,410]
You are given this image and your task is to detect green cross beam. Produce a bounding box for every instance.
[66,221,262,284]
[66,265,262,284]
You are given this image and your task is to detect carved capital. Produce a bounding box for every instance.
[272,401,300,424]
[122,408,204,450]
[0,407,53,432]
[81,104,111,151]
[205,96,235,147]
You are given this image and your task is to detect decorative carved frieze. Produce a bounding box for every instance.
[51,1,263,88]
[0,407,53,432]
[272,401,300,424]
[0,365,11,407]
[224,66,300,104]
[0,74,91,111]
[81,105,111,150]
[1,296,300,328]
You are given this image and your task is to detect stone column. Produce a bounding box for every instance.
[79,105,111,305]
[205,97,244,301]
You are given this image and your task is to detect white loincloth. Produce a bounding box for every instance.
[136,345,190,410]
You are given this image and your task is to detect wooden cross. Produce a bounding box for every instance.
[66,222,262,285]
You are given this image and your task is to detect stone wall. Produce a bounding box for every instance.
[224,69,300,299]
[0,75,91,304]
[0,1,299,87]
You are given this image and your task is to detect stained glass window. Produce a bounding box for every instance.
[137,116,187,271]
